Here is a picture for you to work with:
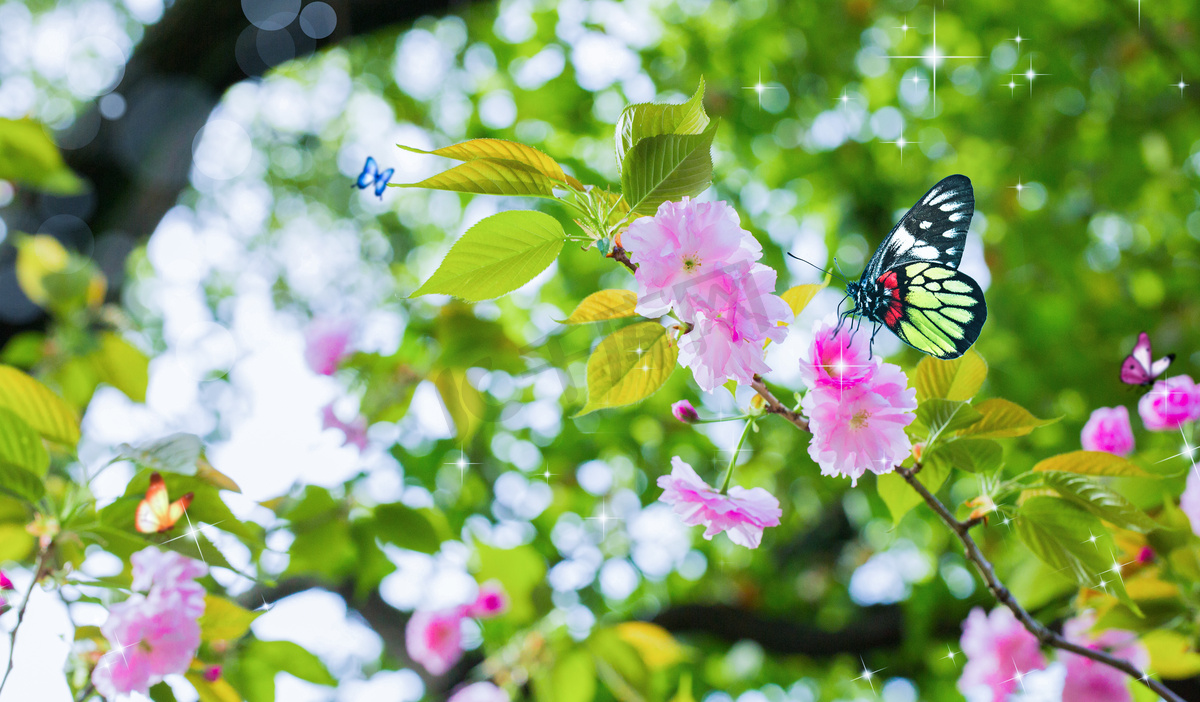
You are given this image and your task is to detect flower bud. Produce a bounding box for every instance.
[671,400,699,424]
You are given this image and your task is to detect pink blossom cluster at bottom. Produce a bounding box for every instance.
[406,582,509,675]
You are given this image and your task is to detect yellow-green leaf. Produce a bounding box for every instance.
[399,138,581,189]
[958,398,1057,439]
[913,349,987,402]
[0,365,80,446]
[1143,630,1200,678]
[397,158,559,198]
[198,594,260,642]
[0,407,49,476]
[616,78,709,169]
[118,433,202,476]
[537,648,597,702]
[92,333,150,403]
[779,274,831,318]
[196,458,242,493]
[614,622,688,670]
[576,322,677,415]
[1032,451,1153,478]
[561,290,639,324]
[15,234,69,306]
[0,118,83,194]
[474,543,546,625]
[877,462,950,524]
[186,673,243,702]
[412,210,566,301]
[621,123,718,216]
[432,367,485,441]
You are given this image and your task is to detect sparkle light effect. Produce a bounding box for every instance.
[884,130,919,163]
[1014,56,1049,97]
[444,449,479,485]
[585,501,621,539]
[1174,75,1189,98]
[1007,661,1029,693]
[895,16,911,39]
[943,645,961,667]
[853,657,885,693]
[887,11,983,112]
[1003,78,1021,97]
[742,69,782,109]
[1010,178,1026,204]
[1156,426,1198,466]
[1083,530,1101,550]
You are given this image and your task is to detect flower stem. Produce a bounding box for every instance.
[720,419,755,493]
[0,549,47,696]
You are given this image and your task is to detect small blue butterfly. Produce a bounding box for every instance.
[355,156,394,198]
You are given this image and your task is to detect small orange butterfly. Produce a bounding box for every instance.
[135,472,194,534]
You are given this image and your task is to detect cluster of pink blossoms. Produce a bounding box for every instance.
[623,198,791,392]
[448,681,510,702]
[958,606,1147,702]
[800,317,918,486]
[92,547,207,698]
[1081,374,1200,457]
[0,570,12,612]
[405,582,509,675]
[304,317,354,376]
[656,456,782,549]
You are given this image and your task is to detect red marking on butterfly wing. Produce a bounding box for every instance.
[136,472,186,533]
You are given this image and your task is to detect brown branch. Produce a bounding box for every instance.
[750,376,808,431]
[0,548,48,696]
[896,466,1184,702]
[607,246,637,273]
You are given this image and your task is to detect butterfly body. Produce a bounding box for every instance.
[136,472,193,534]
[1120,332,1174,385]
[845,175,987,359]
[355,156,394,198]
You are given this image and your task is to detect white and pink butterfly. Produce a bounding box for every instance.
[1120,332,1174,386]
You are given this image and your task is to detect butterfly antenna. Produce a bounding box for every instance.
[787,253,850,285]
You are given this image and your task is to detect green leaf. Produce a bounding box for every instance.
[117,433,203,476]
[620,122,718,216]
[1032,450,1153,478]
[226,639,335,702]
[374,502,443,554]
[913,349,987,402]
[199,594,260,643]
[0,407,49,476]
[411,210,566,301]
[779,274,831,318]
[615,78,709,170]
[0,364,80,445]
[917,399,983,441]
[1015,496,1138,612]
[399,138,581,189]
[576,322,677,416]
[924,438,1003,474]
[958,398,1058,439]
[149,682,178,702]
[0,462,45,503]
[1142,630,1200,679]
[0,118,83,194]
[474,543,546,625]
[536,648,598,702]
[1036,471,1159,532]
[91,333,150,403]
[877,462,950,524]
[561,290,639,324]
[432,367,486,441]
[185,674,243,702]
[397,158,559,197]
[588,627,650,702]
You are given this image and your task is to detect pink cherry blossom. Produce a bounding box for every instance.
[92,595,203,697]
[406,608,465,675]
[801,362,917,486]
[131,547,207,617]
[304,317,354,375]
[623,197,762,318]
[0,571,12,590]
[448,682,510,702]
[203,665,222,683]
[799,316,875,390]
[1061,610,1148,702]
[958,606,1046,701]
[672,400,699,423]
[466,582,508,618]
[656,456,782,549]
[1138,374,1200,431]
[1181,468,1200,538]
[1136,545,1155,564]
[322,402,369,451]
[1080,406,1135,456]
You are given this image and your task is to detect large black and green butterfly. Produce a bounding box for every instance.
[844,174,987,359]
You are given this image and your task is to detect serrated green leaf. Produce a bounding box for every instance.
[117,433,203,476]
[1036,471,1159,532]
[1032,450,1153,478]
[399,138,581,189]
[621,123,718,216]
[199,594,260,642]
[615,78,709,170]
[0,365,80,446]
[877,462,950,524]
[913,349,987,402]
[0,407,49,476]
[959,398,1057,439]
[924,438,1003,474]
[1015,496,1138,612]
[917,399,983,441]
[561,290,639,324]
[412,210,566,301]
[576,322,677,415]
[374,502,443,554]
[474,543,546,625]
[397,158,558,197]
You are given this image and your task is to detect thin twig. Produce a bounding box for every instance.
[750,376,809,431]
[74,681,95,702]
[896,466,1184,702]
[0,549,48,696]
[607,246,637,273]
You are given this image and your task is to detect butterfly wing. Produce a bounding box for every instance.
[135,472,172,533]
[1120,332,1154,384]
[863,175,975,283]
[1149,354,1175,379]
[878,262,987,359]
[356,157,378,190]
[167,492,194,528]
[374,167,394,197]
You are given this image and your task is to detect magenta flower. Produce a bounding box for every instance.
[321,402,369,451]
[304,317,354,375]
[656,456,782,549]
[1061,610,1148,702]
[1138,374,1200,431]
[672,400,700,423]
[406,608,465,675]
[623,197,762,318]
[1080,406,1135,456]
[799,316,875,390]
[958,606,1047,701]
[801,362,917,486]
[203,665,222,682]
[465,582,508,619]
[448,682,510,702]
[0,571,12,590]
[1181,467,1200,538]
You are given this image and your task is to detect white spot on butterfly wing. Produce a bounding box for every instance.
[912,245,939,259]
[920,221,932,229]
[939,201,965,211]
[948,212,968,222]
[889,226,916,254]
[929,189,956,206]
